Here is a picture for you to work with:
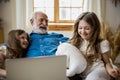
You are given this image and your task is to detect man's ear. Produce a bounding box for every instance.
[30,19,33,26]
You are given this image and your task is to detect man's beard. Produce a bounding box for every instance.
[32,24,48,34]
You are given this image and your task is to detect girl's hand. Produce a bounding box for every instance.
[0,69,6,77]
[108,68,120,78]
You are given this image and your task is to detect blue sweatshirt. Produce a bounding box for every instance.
[27,32,69,57]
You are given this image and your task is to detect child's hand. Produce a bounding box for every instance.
[0,69,6,77]
[109,68,120,78]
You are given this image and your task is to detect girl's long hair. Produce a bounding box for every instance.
[70,12,102,58]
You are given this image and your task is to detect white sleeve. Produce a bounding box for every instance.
[100,40,110,54]
[56,43,87,77]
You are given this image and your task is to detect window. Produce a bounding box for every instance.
[34,0,84,23]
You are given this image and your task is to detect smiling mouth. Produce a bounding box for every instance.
[39,26,47,30]
[23,42,29,46]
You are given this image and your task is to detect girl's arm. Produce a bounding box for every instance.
[102,51,120,78]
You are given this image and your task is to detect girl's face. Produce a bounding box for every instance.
[78,20,93,40]
[19,33,29,49]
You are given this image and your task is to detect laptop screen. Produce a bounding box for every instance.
[6,55,67,80]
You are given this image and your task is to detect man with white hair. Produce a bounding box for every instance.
[27,11,68,57]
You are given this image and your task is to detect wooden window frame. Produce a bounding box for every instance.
[33,0,84,23]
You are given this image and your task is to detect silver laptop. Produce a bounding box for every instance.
[5,55,67,80]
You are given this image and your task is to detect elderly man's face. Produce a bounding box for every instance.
[32,13,48,34]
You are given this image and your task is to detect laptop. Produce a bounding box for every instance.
[5,55,67,80]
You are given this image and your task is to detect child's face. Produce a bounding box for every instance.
[78,20,93,40]
[19,33,29,49]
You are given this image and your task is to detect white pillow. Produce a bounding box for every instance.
[0,45,6,56]
[56,43,87,77]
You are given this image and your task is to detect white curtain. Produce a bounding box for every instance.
[12,0,33,33]
[83,0,105,22]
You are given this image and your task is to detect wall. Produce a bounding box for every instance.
[0,0,16,41]
[0,0,120,41]
[105,0,120,32]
